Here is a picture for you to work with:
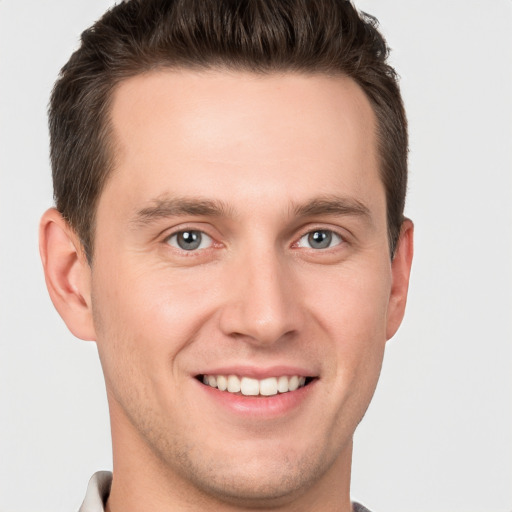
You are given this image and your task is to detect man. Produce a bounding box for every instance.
[39,0,413,510]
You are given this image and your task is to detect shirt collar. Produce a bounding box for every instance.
[79,471,112,512]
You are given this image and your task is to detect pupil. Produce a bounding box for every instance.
[178,231,201,250]
[309,230,331,249]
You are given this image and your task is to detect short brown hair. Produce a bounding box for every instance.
[50,0,408,261]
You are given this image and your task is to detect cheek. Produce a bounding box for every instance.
[301,258,391,375]
[306,258,390,331]
[90,259,220,376]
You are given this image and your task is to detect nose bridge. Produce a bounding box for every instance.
[219,242,299,345]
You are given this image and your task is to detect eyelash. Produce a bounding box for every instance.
[294,229,344,250]
[164,229,216,253]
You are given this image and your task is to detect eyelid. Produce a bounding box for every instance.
[160,223,223,252]
[165,230,214,251]
[295,229,344,249]
[292,225,348,248]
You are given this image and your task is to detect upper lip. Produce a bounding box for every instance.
[195,365,317,379]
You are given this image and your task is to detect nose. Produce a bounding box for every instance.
[218,248,302,346]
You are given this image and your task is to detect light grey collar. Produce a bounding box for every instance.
[78,471,112,512]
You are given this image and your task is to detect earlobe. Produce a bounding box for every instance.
[386,219,414,340]
[39,208,96,341]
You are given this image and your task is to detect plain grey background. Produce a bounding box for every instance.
[1,1,511,511]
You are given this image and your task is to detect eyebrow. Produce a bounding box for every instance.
[131,196,233,226]
[292,195,371,220]
[131,194,372,227]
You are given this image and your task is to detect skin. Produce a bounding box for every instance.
[40,70,413,512]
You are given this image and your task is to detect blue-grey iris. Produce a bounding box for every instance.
[177,231,202,250]
[308,230,332,249]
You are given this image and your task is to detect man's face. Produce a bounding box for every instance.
[90,70,406,504]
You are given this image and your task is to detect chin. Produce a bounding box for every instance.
[162,435,345,507]
[182,456,317,506]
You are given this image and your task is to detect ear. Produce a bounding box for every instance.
[39,208,96,341]
[386,219,414,340]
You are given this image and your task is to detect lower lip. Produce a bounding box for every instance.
[196,379,316,418]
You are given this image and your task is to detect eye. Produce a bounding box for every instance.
[296,229,343,250]
[166,230,213,251]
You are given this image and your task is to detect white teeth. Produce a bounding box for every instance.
[277,375,289,393]
[216,375,228,391]
[288,375,299,391]
[241,377,259,396]
[201,374,308,396]
[227,375,241,393]
[259,377,278,396]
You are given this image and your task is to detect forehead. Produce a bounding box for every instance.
[105,69,381,215]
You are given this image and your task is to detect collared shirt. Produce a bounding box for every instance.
[78,472,112,512]
[79,471,373,512]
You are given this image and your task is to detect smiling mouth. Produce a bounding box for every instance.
[197,374,315,396]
